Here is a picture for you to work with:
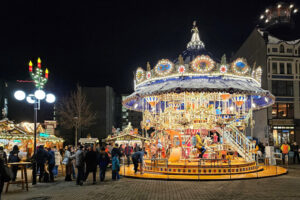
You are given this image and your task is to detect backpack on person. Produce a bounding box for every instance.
[8,152,20,163]
[112,156,120,171]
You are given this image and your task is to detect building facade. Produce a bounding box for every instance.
[82,86,117,139]
[234,28,300,146]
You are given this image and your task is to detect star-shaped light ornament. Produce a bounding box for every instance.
[220,65,228,74]
[178,65,185,74]
[146,71,151,79]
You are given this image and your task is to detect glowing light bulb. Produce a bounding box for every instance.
[290,4,294,9]
[264,97,269,103]
[14,90,26,101]
[277,4,281,9]
[260,15,264,20]
[265,9,269,13]
[294,9,298,13]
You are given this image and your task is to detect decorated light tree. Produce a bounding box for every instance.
[29,58,49,89]
[14,57,55,185]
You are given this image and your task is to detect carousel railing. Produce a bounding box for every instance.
[224,124,254,162]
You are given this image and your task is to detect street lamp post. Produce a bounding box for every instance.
[14,58,55,185]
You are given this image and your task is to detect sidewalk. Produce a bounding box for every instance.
[2,165,300,200]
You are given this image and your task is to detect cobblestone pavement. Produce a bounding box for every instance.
[2,165,300,200]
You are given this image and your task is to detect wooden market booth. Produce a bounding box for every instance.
[0,119,64,159]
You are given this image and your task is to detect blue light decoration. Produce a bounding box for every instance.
[154,59,174,76]
[13,140,21,143]
[236,61,245,68]
[231,58,249,75]
[40,133,50,137]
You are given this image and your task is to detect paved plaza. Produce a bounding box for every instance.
[2,165,300,200]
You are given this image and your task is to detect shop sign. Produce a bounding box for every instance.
[269,119,294,125]
[40,133,50,137]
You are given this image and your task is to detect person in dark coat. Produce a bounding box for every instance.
[124,144,133,166]
[8,145,20,181]
[98,147,110,182]
[0,147,7,164]
[47,147,55,182]
[36,145,48,182]
[132,149,146,174]
[0,157,5,200]
[84,146,98,184]
[291,142,300,164]
[111,143,122,159]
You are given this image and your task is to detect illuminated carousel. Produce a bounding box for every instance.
[122,22,287,180]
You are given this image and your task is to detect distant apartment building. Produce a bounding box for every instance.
[234,28,300,146]
[82,86,117,139]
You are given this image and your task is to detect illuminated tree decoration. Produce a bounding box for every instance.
[219,65,228,74]
[146,71,152,79]
[29,57,48,89]
[136,67,145,82]
[178,65,186,74]
[231,58,249,75]
[154,59,174,76]
[191,55,215,73]
[255,67,262,86]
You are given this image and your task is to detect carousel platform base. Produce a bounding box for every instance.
[120,162,287,181]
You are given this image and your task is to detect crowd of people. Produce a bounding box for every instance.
[61,142,145,185]
[0,142,146,200]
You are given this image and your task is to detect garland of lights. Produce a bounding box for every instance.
[191,55,215,73]
[29,58,48,89]
[154,59,174,76]
[136,67,145,82]
[231,58,249,75]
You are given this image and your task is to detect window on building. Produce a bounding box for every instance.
[279,63,285,74]
[272,63,277,74]
[280,45,285,53]
[272,103,294,119]
[272,80,293,96]
[287,48,293,53]
[272,48,278,52]
[268,48,270,53]
[287,63,292,74]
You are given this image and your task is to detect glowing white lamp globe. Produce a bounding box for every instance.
[46,93,56,103]
[14,90,26,101]
[34,90,46,100]
[26,95,35,104]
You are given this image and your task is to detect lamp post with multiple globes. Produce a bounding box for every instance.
[14,58,55,185]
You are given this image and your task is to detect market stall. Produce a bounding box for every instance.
[0,119,64,159]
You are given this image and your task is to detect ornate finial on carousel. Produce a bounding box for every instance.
[187,20,205,50]
[221,54,227,65]
[147,61,151,71]
[251,61,256,77]
[178,54,184,65]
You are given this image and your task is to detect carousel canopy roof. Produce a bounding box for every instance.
[123,21,275,111]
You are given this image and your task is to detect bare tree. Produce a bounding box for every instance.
[57,84,96,148]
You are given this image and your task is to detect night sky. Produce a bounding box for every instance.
[1,0,300,96]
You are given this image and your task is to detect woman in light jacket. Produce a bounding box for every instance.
[63,146,72,181]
